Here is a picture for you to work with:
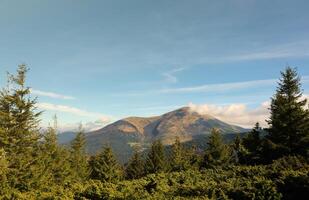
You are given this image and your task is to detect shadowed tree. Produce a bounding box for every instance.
[266,67,309,159]
[201,128,230,168]
[242,122,263,164]
[125,147,145,179]
[170,137,189,171]
[145,140,166,174]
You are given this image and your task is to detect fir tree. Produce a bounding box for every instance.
[241,122,263,164]
[267,67,309,158]
[70,124,89,181]
[125,148,145,179]
[40,118,73,186]
[201,128,230,168]
[0,148,9,193]
[243,122,262,153]
[89,146,122,182]
[170,137,188,171]
[231,134,244,164]
[0,65,42,190]
[145,140,166,174]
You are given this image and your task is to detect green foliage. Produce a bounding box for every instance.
[145,140,167,174]
[125,148,145,179]
[70,124,89,182]
[267,67,309,159]
[241,123,263,164]
[89,146,123,182]
[170,137,191,171]
[201,128,231,168]
[40,125,74,186]
[0,65,43,191]
[0,65,308,199]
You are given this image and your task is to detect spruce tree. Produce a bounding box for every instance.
[70,124,89,181]
[0,148,9,193]
[241,122,263,164]
[40,119,73,186]
[201,128,230,168]
[231,134,245,164]
[267,67,309,158]
[145,140,166,174]
[170,137,188,171]
[0,65,42,190]
[125,148,145,179]
[243,122,262,153]
[89,146,122,182]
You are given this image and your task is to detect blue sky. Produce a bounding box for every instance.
[0,0,308,130]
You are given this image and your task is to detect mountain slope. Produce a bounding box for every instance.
[84,107,247,162]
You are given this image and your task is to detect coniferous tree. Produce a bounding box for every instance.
[0,65,42,190]
[89,146,122,182]
[231,134,247,164]
[242,122,262,164]
[266,67,309,158]
[145,140,166,174]
[186,144,200,170]
[40,118,73,186]
[70,124,89,181]
[125,148,145,179]
[201,128,230,168]
[0,148,9,193]
[170,137,188,171]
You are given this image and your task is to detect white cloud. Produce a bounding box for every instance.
[56,118,108,132]
[31,89,75,100]
[37,102,111,123]
[188,102,270,128]
[162,67,185,83]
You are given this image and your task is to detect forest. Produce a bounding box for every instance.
[0,65,308,199]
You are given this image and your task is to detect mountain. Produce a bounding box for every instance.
[84,107,247,162]
[57,131,77,144]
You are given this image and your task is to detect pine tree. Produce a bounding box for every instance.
[170,137,188,171]
[70,124,89,181]
[201,128,230,168]
[267,67,309,158]
[145,140,166,174]
[89,146,122,182]
[0,65,42,190]
[125,148,145,179]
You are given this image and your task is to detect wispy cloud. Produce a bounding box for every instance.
[162,67,185,83]
[159,79,276,94]
[37,102,111,123]
[31,89,75,100]
[119,75,309,96]
[220,41,309,62]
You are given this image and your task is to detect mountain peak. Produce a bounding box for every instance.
[84,107,247,162]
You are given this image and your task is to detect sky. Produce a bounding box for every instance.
[0,0,309,131]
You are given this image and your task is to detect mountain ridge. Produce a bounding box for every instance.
[76,107,247,162]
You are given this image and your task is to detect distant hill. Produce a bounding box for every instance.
[57,131,77,144]
[83,107,248,163]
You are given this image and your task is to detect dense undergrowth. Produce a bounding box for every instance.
[4,157,308,200]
